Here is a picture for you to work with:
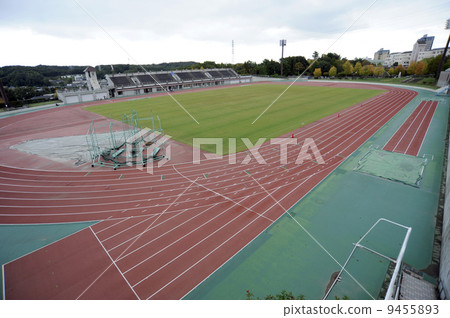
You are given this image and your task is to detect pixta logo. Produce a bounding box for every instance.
[193,137,325,165]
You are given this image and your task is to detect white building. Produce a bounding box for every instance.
[383,51,412,68]
[378,34,448,67]
[374,48,390,61]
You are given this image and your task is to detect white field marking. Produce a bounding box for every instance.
[250,175,375,300]
[113,203,221,257]
[403,101,432,154]
[123,198,248,274]
[405,101,437,155]
[137,193,275,293]
[111,177,199,262]
[71,0,199,125]
[89,227,140,300]
[95,217,131,234]
[100,213,161,243]
[2,226,94,266]
[390,102,429,152]
[107,209,200,252]
[173,166,274,223]
[76,177,198,299]
[251,0,379,124]
[381,97,422,150]
[417,101,438,156]
[2,263,5,300]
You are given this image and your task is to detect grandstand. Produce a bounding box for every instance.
[106,68,249,97]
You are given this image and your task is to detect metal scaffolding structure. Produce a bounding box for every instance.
[86,110,167,170]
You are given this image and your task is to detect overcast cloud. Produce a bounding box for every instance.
[0,0,449,66]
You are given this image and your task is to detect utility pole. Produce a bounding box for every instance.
[436,19,450,79]
[280,39,286,76]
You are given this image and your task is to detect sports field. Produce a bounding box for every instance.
[1,81,446,301]
[85,84,383,153]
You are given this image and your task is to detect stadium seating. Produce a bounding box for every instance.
[109,76,135,87]
[153,73,176,83]
[136,75,156,85]
[207,70,223,78]
[190,71,209,80]
[175,72,195,81]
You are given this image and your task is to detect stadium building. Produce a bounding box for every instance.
[57,68,250,104]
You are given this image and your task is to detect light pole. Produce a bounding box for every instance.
[436,19,450,79]
[280,39,286,76]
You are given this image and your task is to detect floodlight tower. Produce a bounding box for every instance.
[436,19,450,79]
[232,40,235,64]
[280,39,287,76]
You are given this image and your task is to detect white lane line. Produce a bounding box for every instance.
[95,217,131,234]
[405,101,436,155]
[2,263,6,300]
[174,166,274,223]
[391,102,427,152]
[89,227,140,300]
[417,101,438,156]
[124,198,248,276]
[116,203,221,260]
[76,177,199,299]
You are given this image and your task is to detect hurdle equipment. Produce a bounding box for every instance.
[86,109,167,170]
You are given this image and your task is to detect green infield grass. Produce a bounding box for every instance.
[85,84,383,154]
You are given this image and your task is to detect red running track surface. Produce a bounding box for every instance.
[383,100,438,156]
[0,82,417,299]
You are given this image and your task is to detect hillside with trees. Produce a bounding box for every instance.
[1,54,448,108]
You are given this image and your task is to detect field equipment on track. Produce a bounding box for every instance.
[86,110,167,170]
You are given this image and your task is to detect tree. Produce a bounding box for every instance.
[354,62,362,76]
[407,62,417,75]
[313,68,322,78]
[294,62,305,75]
[394,64,405,76]
[312,51,319,59]
[424,55,444,76]
[242,60,257,75]
[360,65,372,77]
[373,66,385,77]
[388,67,395,76]
[246,290,305,300]
[342,61,353,76]
[329,66,337,77]
[415,61,428,75]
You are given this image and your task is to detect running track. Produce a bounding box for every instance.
[383,100,438,156]
[0,82,418,299]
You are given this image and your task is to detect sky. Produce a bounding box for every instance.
[0,0,449,67]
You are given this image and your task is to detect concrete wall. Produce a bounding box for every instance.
[57,89,109,104]
[440,137,450,299]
